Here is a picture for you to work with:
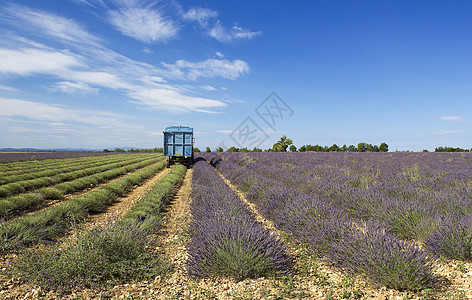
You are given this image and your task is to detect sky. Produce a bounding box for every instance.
[0,0,471,151]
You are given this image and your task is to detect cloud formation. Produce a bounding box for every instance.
[209,22,262,42]
[55,81,99,94]
[2,3,101,46]
[164,58,250,80]
[0,3,236,113]
[108,8,178,43]
[0,48,80,76]
[182,7,217,27]
[0,97,125,127]
[439,115,462,123]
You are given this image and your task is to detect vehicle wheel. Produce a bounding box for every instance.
[187,156,194,168]
[166,157,171,168]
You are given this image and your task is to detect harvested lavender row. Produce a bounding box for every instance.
[207,153,437,290]
[12,164,186,292]
[187,158,292,279]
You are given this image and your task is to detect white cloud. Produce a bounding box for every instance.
[66,71,133,90]
[142,47,153,54]
[209,21,261,42]
[2,4,101,46]
[216,130,232,134]
[0,84,18,92]
[0,48,80,76]
[55,81,99,94]
[108,8,178,43]
[439,115,462,123]
[182,7,217,26]
[215,51,224,58]
[144,75,167,84]
[0,4,250,113]
[165,58,250,80]
[0,97,123,126]
[201,85,216,91]
[231,25,262,39]
[128,88,226,113]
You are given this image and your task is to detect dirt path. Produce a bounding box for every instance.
[79,168,195,299]
[85,166,172,229]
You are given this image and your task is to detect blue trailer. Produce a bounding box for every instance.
[163,126,194,167]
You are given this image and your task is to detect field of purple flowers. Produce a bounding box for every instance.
[200,152,472,291]
[187,158,292,279]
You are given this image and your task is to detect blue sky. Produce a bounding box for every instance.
[0,0,471,151]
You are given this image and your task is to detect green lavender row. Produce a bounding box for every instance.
[0,160,166,251]
[11,164,187,292]
[0,157,164,219]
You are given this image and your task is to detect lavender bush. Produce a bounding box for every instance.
[187,158,292,279]
[328,222,435,291]
[425,216,472,261]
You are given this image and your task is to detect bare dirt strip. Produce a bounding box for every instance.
[85,166,172,229]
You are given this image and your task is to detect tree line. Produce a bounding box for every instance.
[194,136,389,153]
[103,148,163,153]
[103,138,470,154]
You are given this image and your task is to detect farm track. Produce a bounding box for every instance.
[85,166,173,229]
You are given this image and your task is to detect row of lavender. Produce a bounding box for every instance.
[210,152,472,261]
[202,152,472,290]
[187,158,292,279]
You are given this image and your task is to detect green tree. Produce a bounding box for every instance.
[205,147,211,152]
[216,146,224,152]
[239,147,249,152]
[329,144,339,152]
[252,147,262,152]
[193,147,201,153]
[289,145,297,152]
[347,145,357,152]
[272,135,293,152]
[299,145,306,152]
[379,142,389,152]
[357,142,367,152]
[227,146,239,152]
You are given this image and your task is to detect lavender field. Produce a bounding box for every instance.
[195,152,472,294]
[0,151,114,162]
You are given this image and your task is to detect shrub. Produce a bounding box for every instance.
[424,216,472,261]
[12,222,168,292]
[327,222,436,291]
[37,188,63,200]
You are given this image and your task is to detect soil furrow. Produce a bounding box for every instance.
[85,166,173,229]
